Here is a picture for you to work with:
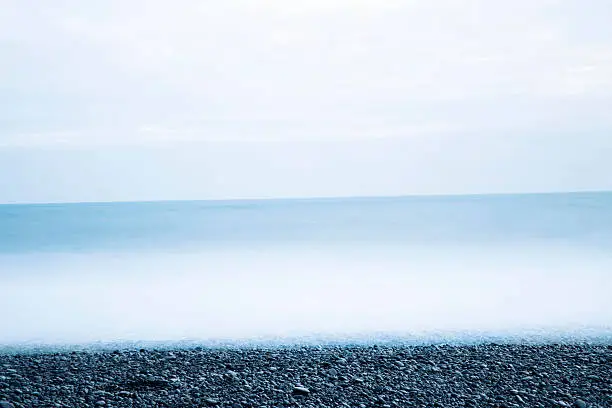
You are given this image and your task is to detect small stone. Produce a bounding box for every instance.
[225,370,240,381]
[95,401,106,406]
[0,401,15,408]
[574,400,587,408]
[293,386,311,396]
[204,398,220,405]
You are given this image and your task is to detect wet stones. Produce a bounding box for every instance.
[0,343,608,407]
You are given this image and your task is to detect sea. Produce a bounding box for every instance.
[1,192,611,352]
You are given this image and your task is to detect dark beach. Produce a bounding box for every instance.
[1,343,610,407]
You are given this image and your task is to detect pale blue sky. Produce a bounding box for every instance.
[1,0,611,203]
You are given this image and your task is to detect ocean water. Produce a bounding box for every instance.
[1,192,612,350]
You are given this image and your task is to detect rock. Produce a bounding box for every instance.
[293,386,311,396]
[122,378,170,391]
[204,397,220,405]
[95,401,106,406]
[574,400,587,408]
[0,401,14,408]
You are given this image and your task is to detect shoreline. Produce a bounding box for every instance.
[1,343,610,407]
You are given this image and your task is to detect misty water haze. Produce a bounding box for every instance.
[1,194,611,349]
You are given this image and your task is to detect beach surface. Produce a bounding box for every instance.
[1,343,610,407]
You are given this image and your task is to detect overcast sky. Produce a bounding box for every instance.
[1,0,611,203]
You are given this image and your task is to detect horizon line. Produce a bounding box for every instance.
[1,189,611,207]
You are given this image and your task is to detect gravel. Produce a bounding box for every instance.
[0,343,610,407]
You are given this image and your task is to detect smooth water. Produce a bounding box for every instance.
[1,192,612,349]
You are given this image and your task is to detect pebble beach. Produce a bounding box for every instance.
[1,343,610,407]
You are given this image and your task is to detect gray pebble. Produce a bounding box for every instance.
[293,386,311,396]
[574,400,587,408]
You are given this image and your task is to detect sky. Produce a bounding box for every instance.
[1,0,612,203]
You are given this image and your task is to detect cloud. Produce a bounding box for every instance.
[1,0,611,145]
[1,1,611,201]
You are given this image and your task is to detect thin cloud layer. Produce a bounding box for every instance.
[0,1,611,202]
[1,0,611,143]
